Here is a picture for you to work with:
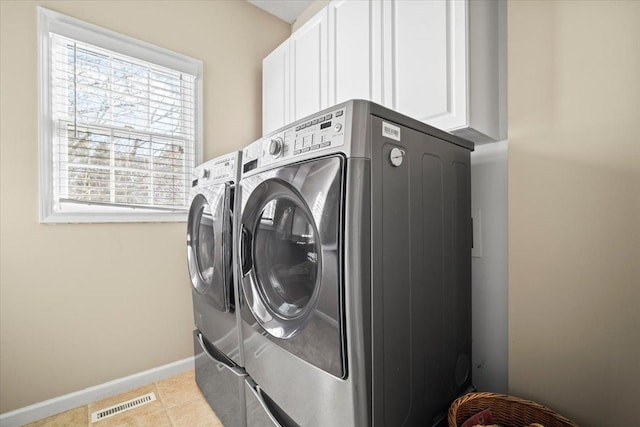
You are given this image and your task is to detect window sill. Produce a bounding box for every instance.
[40,210,188,224]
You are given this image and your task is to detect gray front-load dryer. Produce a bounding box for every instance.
[187,151,247,427]
[237,100,474,427]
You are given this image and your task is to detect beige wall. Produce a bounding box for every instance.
[509,1,640,426]
[0,0,289,413]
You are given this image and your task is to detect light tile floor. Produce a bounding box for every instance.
[24,370,223,427]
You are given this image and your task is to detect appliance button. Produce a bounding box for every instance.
[320,142,331,148]
[335,110,344,117]
[306,121,312,127]
[318,116,326,123]
[302,147,310,152]
[295,125,301,131]
[334,123,343,132]
[325,114,332,120]
[311,144,320,150]
[312,119,319,125]
[294,149,302,155]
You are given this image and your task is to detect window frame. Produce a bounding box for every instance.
[38,7,203,223]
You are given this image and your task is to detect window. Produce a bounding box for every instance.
[38,7,202,223]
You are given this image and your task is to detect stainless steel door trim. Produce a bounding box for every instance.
[187,183,232,312]
[232,182,247,367]
[239,178,323,339]
[187,193,212,294]
[196,332,246,377]
[238,155,346,344]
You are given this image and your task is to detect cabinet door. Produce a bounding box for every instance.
[290,8,328,121]
[262,40,289,135]
[328,0,383,106]
[383,0,468,130]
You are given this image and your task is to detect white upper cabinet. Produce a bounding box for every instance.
[263,39,290,135]
[383,0,467,131]
[327,0,383,105]
[262,0,505,142]
[290,7,328,121]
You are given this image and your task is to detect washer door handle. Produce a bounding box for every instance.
[241,226,253,275]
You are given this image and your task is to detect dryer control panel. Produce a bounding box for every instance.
[192,152,239,187]
[242,107,346,174]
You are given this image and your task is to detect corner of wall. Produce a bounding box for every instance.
[291,0,331,34]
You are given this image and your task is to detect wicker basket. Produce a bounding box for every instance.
[448,392,579,427]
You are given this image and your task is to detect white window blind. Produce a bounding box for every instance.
[38,7,202,223]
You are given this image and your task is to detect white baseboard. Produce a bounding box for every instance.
[0,356,194,427]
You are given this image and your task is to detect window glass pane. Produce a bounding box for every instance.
[46,30,198,218]
[113,57,148,97]
[149,69,181,133]
[113,132,150,170]
[153,138,185,173]
[76,86,111,125]
[114,170,151,205]
[153,172,184,206]
[75,47,110,88]
[67,127,110,166]
[67,166,111,202]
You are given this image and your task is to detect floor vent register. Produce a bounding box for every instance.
[90,392,156,423]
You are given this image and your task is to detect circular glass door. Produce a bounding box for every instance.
[254,197,319,319]
[187,194,215,294]
[242,179,322,338]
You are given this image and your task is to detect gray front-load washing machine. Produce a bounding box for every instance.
[237,100,474,426]
[187,151,247,426]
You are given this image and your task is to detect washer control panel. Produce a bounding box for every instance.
[243,107,346,173]
[291,108,346,156]
[192,152,238,187]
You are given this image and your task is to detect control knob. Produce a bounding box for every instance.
[269,137,284,158]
